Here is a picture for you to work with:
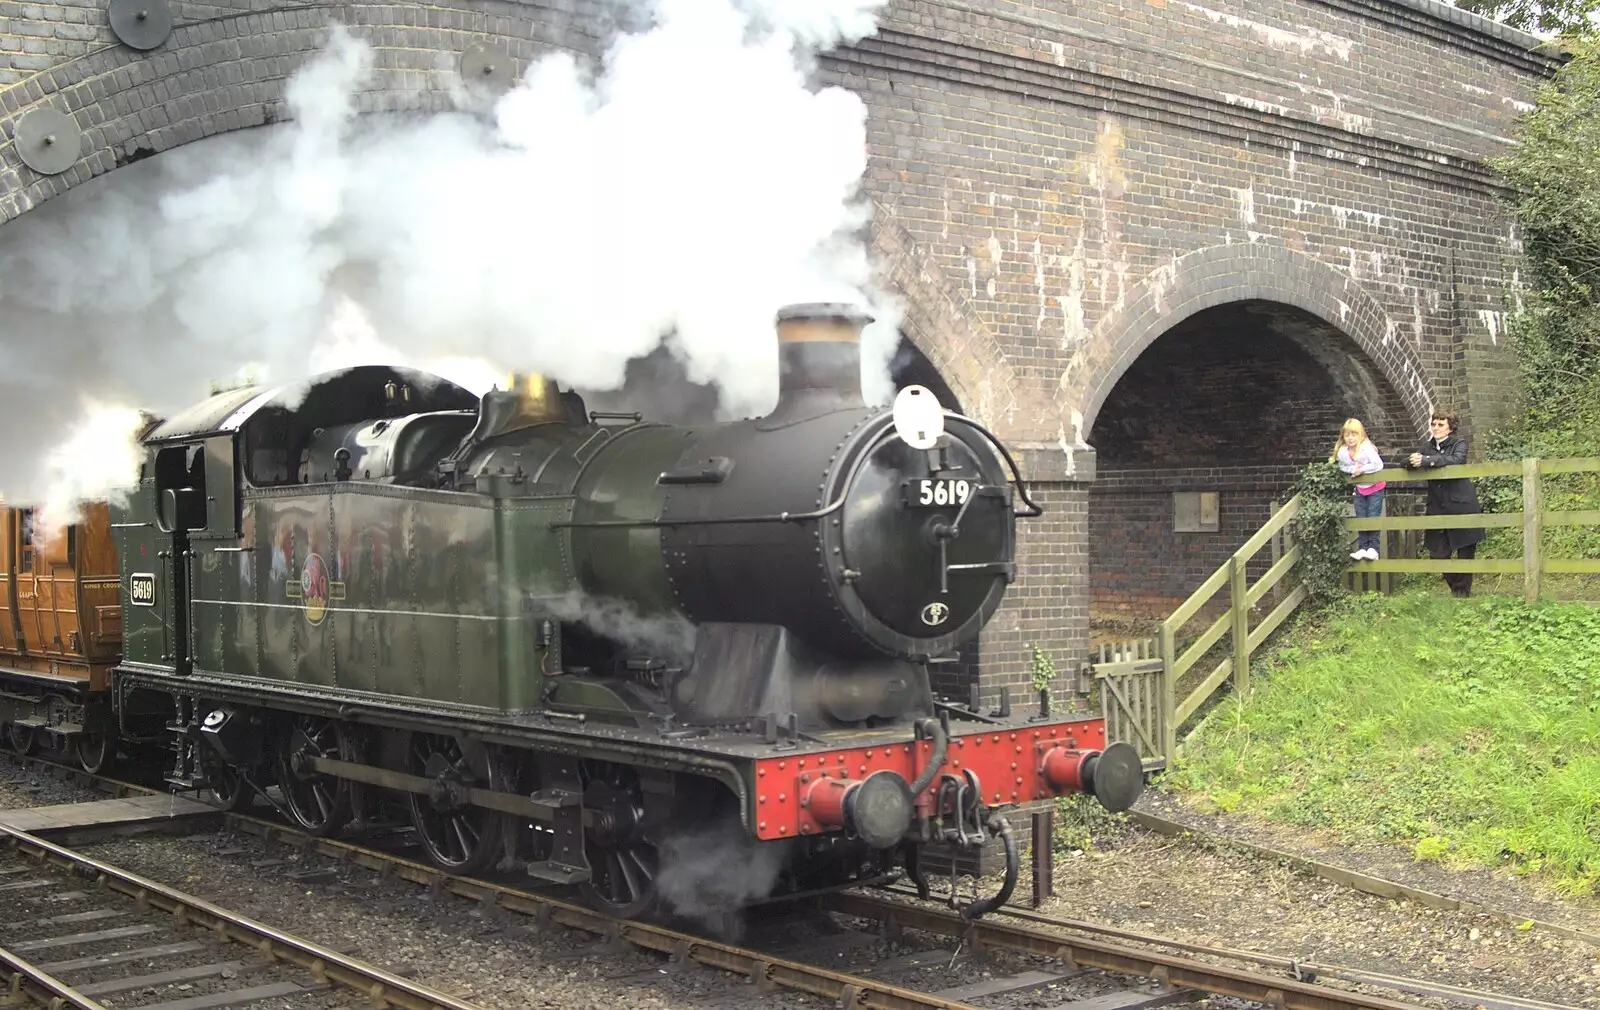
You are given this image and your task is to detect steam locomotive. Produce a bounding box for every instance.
[0,303,1142,921]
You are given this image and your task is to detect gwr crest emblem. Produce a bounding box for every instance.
[286,552,345,625]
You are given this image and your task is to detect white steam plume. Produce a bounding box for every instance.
[533,588,699,662]
[0,0,901,519]
[656,815,792,935]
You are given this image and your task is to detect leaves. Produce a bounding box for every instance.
[1489,40,1600,411]
[1455,0,1600,35]
[1288,461,1353,606]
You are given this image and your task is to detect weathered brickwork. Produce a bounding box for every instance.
[0,0,1551,700]
[1091,464,1301,623]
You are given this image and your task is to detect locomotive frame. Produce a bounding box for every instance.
[0,303,1144,922]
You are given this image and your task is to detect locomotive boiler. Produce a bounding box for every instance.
[86,302,1144,920]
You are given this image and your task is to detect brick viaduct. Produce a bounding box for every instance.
[0,0,1555,702]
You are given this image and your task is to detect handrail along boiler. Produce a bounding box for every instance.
[22,302,1145,920]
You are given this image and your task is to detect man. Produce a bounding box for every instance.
[1407,408,1486,598]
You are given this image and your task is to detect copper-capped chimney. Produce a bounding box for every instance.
[771,302,872,418]
[469,371,567,442]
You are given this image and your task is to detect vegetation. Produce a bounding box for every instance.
[1164,44,1600,894]
[1455,0,1599,35]
[1471,37,1600,573]
[1287,461,1355,605]
[1169,591,1600,893]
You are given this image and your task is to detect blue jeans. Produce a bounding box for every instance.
[1353,489,1385,553]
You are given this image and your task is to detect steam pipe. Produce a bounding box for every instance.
[906,717,948,799]
[959,813,1018,922]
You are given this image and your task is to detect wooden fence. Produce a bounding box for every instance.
[1347,458,1600,601]
[1088,639,1166,771]
[1088,456,1600,768]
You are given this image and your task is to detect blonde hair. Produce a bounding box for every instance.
[1330,418,1371,461]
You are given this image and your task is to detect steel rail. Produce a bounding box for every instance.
[215,817,983,1010]
[6,750,1579,1010]
[0,823,489,1010]
[818,891,1429,1010]
[0,943,110,1010]
[1127,810,1600,950]
[869,884,1583,1010]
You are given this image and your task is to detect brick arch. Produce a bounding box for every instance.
[870,210,1021,431]
[0,2,583,222]
[1075,243,1436,440]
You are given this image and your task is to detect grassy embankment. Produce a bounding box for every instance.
[1164,589,1600,895]
[1138,38,1600,896]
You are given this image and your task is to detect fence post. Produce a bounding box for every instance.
[1524,457,1543,604]
[1268,499,1283,607]
[1378,493,1390,595]
[1158,623,1176,763]
[1229,554,1250,695]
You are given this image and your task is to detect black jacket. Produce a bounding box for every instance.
[1413,433,1485,548]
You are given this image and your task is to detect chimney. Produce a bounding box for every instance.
[469,372,567,442]
[771,302,872,418]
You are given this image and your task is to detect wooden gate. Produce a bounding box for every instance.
[1090,639,1167,771]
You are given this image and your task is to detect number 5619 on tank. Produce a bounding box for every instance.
[908,478,974,507]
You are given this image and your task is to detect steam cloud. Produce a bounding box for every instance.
[0,0,902,533]
[534,588,699,663]
[656,815,792,935]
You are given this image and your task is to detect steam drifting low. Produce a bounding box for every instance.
[0,0,900,531]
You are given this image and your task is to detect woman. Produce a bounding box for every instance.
[1407,408,1485,597]
[1332,419,1386,561]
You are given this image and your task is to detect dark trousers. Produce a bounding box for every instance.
[1425,533,1476,597]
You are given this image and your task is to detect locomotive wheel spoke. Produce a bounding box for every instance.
[578,769,659,919]
[202,755,252,812]
[584,841,658,918]
[277,716,350,836]
[404,733,503,875]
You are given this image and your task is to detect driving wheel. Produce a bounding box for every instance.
[580,771,659,919]
[198,746,252,811]
[276,715,352,836]
[405,733,504,875]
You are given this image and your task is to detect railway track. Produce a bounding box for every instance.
[0,821,497,1010]
[2,748,1586,1010]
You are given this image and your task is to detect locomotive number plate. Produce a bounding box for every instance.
[909,478,975,508]
[129,572,157,607]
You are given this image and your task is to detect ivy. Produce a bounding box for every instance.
[1481,37,1600,562]
[1490,38,1600,411]
[1029,643,1056,693]
[1288,461,1353,606]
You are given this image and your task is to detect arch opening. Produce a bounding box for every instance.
[1087,299,1412,632]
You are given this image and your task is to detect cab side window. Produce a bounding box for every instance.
[19,508,33,570]
[154,445,208,533]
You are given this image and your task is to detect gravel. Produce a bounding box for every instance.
[19,756,1596,1007]
[71,829,869,1010]
[1010,787,1600,1007]
[0,759,108,808]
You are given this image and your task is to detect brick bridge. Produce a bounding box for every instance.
[0,0,1553,702]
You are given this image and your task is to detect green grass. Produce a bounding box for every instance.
[1166,589,1600,895]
